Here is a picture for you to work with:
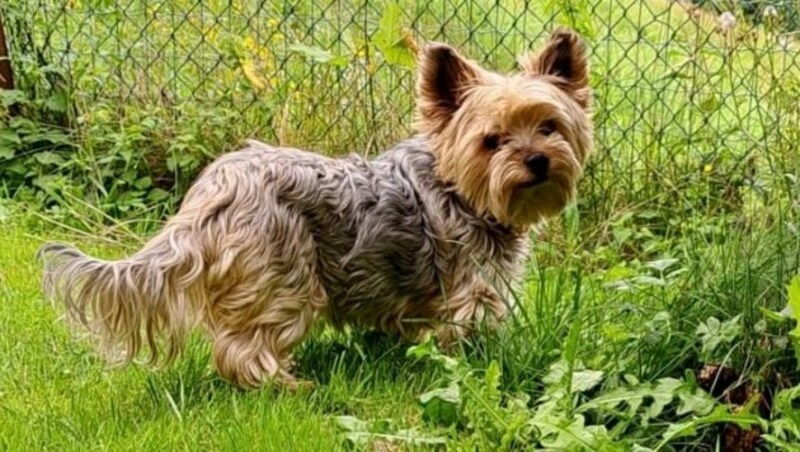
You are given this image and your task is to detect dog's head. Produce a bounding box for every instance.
[415,29,593,228]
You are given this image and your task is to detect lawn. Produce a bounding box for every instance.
[3,0,800,449]
[0,212,439,450]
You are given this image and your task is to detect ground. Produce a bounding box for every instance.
[0,217,438,450]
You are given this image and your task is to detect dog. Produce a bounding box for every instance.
[40,28,593,389]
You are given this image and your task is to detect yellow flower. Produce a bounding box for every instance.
[267,19,279,28]
[243,36,257,51]
[703,164,713,174]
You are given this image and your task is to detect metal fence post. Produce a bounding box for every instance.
[0,9,14,91]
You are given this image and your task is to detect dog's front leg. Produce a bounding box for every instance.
[435,281,507,350]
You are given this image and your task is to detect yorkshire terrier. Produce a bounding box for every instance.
[40,28,594,389]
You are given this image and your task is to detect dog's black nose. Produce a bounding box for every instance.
[524,153,549,180]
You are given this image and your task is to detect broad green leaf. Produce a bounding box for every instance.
[0,129,21,145]
[340,431,372,447]
[9,117,36,133]
[419,382,460,425]
[543,360,568,387]
[45,90,69,113]
[147,188,171,203]
[405,338,459,371]
[0,89,26,107]
[642,311,671,345]
[335,415,369,432]
[134,176,152,190]
[656,405,764,448]
[288,44,348,67]
[335,415,445,448]
[696,315,741,361]
[544,359,603,395]
[24,129,70,145]
[579,386,642,418]
[406,339,437,359]
[647,378,681,419]
[661,420,697,441]
[762,435,800,450]
[534,414,614,450]
[645,258,679,272]
[571,370,604,393]
[676,387,715,416]
[371,3,416,68]
[632,446,655,452]
[34,151,66,166]
[788,276,800,315]
[578,378,684,422]
[772,383,800,434]
[485,360,502,390]
[759,306,791,323]
[33,174,64,191]
[787,277,800,358]
[0,145,13,160]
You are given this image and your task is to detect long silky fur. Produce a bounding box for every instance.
[39,223,203,367]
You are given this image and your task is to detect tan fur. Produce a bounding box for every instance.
[416,28,593,228]
[40,28,594,389]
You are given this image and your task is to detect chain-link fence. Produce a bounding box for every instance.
[2,0,799,222]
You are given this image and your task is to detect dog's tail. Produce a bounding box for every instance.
[38,222,206,366]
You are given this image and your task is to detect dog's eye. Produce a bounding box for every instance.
[539,120,557,136]
[483,134,502,151]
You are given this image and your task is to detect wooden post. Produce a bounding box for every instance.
[0,10,14,90]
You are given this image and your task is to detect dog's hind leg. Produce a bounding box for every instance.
[205,206,328,389]
[210,268,327,389]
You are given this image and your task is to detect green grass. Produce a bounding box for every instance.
[0,213,450,450]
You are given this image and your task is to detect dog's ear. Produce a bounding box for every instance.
[519,28,590,107]
[415,42,484,134]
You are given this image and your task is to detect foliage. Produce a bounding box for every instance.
[364,336,765,450]
[333,415,446,449]
[763,384,800,448]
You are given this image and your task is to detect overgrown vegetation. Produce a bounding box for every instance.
[2,0,800,449]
